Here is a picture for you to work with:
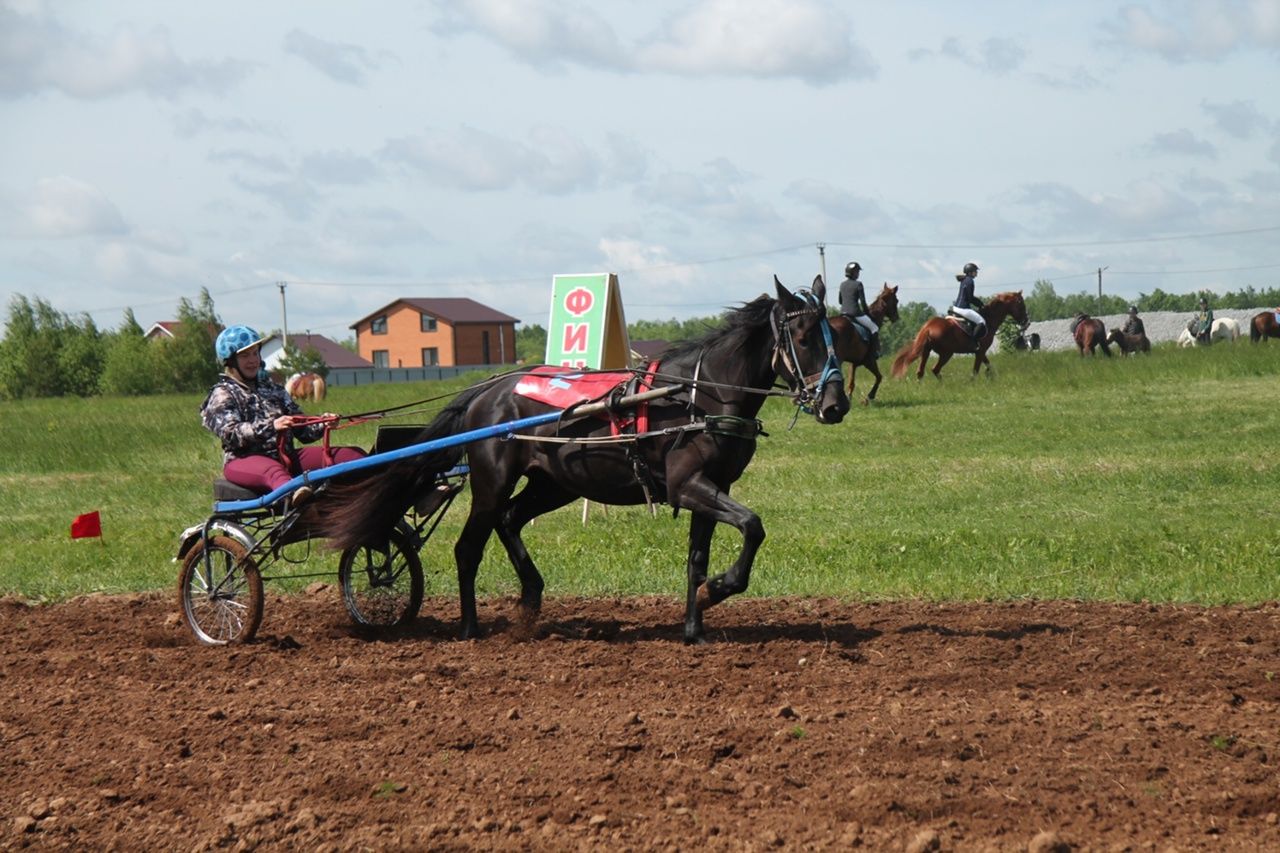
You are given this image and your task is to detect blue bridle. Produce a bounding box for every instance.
[773,289,844,415]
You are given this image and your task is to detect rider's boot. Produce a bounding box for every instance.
[870,332,881,360]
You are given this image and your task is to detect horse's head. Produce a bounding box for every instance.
[992,291,1029,331]
[873,284,900,323]
[770,275,849,424]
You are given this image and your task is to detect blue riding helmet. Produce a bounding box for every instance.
[215,325,268,363]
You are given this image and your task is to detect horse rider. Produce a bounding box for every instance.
[838,261,880,359]
[949,262,985,343]
[1194,297,1213,345]
[1122,305,1145,337]
[201,325,364,507]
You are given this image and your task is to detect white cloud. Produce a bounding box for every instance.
[321,207,432,247]
[1104,1,1280,62]
[19,176,128,238]
[784,179,897,234]
[301,150,380,186]
[634,157,779,226]
[172,108,276,139]
[282,29,385,85]
[0,4,248,99]
[637,0,875,85]
[1200,99,1272,139]
[381,125,605,194]
[432,0,626,71]
[1147,129,1218,159]
[433,0,875,85]
[914,36,1027,75]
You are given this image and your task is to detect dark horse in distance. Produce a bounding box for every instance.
[1250,310,1280,343]
[1071,315,1112,357]
[891,291,1029,380]
[827,283,900,404]
[325,277,849,644]
[1106,327,1150,355]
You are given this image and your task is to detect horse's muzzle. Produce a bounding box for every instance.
[815,376,849,424]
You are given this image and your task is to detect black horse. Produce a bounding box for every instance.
[325,276,849,644]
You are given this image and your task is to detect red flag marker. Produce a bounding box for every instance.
[71,511,102,539]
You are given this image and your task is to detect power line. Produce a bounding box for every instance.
[823,224,1280,250]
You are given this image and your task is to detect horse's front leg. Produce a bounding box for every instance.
[865,361,884,401]
[846,363,858,398]
[682,513,715,644]
[673,475,764,645]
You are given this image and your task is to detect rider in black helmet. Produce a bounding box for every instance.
[948,262,985,343]
[838,261,880,358]
[1122,305,1145,337]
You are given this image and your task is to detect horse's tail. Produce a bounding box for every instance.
[891,326,929,378]
[325,383,486,550]
[1251,317,1262,343]
[313,375,326,401]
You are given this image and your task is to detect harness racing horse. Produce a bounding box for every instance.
[1072,316,1111,357]
[325,277,850,644]
[827,283,900,404]
[1250,310,1280,342]
[286,372,327,402]
[890,291,1029,380]
[1106,328,1150,355]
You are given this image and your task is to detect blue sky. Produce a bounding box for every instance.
[2,0,1279,340]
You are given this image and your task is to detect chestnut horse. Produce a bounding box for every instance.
[1249,310,1280,343]
[1106,328,1150,355]
[827,283,900,404]
[286,372,327,402]
[891,291,1029,380]
[1072,316,1111,357]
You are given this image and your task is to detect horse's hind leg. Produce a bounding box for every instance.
[933,351,953,378]
[916,344,933,380]
[455,509,499,640]
[496,476,577,634]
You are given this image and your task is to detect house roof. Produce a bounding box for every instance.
[631,339,669,359]
[270,333,373,368]
[351,297,520,329]
[144,321,180,339]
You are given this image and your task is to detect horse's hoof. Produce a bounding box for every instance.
[683,633,708,646]
[458,624,483,641]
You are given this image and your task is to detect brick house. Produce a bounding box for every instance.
[350,298,519,369]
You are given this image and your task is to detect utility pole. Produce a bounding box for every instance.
[1097,266,1108,314]
[277,281,288,349]
[817,243,827,284]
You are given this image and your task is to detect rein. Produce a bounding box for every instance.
[771,289,843,416]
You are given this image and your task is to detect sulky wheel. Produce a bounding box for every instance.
[338,526,423,628]
[178,535,264,645]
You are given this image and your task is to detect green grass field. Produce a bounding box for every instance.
[2,342,1277,604]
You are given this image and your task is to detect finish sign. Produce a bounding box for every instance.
[545,273,631,369]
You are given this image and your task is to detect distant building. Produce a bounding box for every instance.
[143,321,183,341]
[350,298,519,368]
[261,333,373,373]
[630,339,669,366]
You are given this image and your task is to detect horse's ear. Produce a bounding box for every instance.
[889,284,898,294]
[811,274,827,305]
[774,276,794,304]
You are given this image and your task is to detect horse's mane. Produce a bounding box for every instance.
[659,295,774,364]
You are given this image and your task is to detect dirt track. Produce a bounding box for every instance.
[2,592,1278,851]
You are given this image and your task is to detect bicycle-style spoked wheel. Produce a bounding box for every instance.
[338,527,423,627]
[178,536,264,645]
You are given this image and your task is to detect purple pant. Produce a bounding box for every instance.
[223,446,366,493]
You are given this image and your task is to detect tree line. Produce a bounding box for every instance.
[0,289,329,400]
[6,279,1278,399]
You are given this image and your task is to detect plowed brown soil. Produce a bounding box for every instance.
[3,592,1279,851]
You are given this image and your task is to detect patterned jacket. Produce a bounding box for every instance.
[200,373,324,463]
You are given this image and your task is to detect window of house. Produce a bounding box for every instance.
[371,316,388,335]
[372,350,389,368]
[422,347,439,366]
[420,314,437,333]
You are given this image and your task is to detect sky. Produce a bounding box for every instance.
[3,0,1279,342]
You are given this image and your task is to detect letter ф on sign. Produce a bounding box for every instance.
[545,273,632,369]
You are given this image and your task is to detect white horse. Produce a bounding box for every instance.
[1178,317,1241,347]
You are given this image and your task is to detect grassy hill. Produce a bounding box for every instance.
[2,341,1277,604]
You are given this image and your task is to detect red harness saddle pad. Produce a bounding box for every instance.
[513,366,634,410]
